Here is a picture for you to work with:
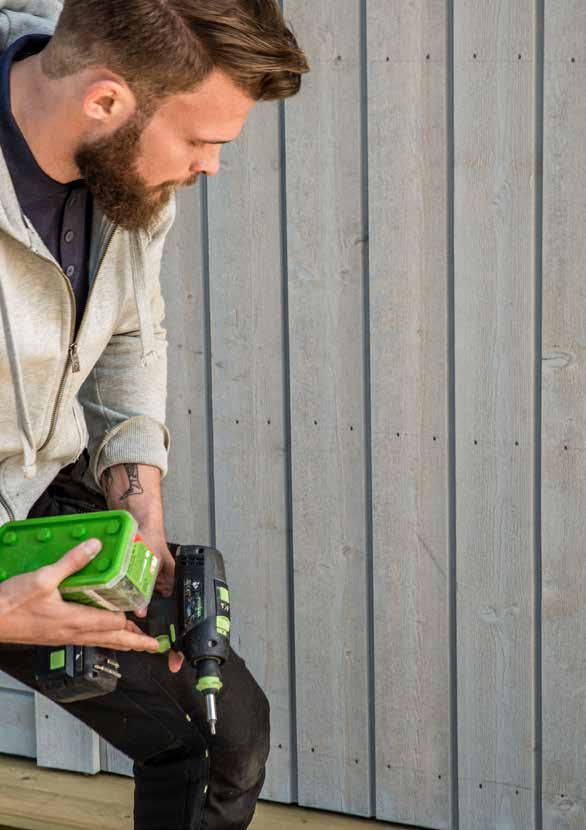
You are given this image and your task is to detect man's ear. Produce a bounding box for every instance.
[82,76,136,127]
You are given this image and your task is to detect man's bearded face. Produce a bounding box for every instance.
[74,113,198,233]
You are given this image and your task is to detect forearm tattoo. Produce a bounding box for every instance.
[121,464,144,500]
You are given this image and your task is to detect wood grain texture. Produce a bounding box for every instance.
[367,2,450,827]
[454,1,537,827]
[283,0,371,815]
[160,187,212,547]
[0,755,416,830]
[206,102,294,802]
[0,683,35,759]
[1,6,584,828]
[35,695,99,775]
[99,739,133,777]
[0,672,31,694]
[541,3,586,828]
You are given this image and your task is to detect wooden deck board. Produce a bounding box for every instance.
[0,755,418,830]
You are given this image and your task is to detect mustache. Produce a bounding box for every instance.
[155,172,200,192]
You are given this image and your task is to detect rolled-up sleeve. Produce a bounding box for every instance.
[79,199,176,489]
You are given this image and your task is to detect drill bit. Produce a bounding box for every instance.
[206,693,218,735]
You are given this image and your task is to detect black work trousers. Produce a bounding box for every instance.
[0,453,270,830]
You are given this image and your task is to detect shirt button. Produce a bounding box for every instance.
[66,265,76,277]
[64,230,75,243]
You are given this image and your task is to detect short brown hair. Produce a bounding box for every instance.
[43,0,309,105]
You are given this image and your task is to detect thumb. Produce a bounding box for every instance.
[43,538,103,586]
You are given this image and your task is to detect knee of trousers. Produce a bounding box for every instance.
[243,689,271,789]
[217,690,271,796]
[256,689,271,766]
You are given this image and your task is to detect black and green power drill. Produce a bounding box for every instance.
[146,544,231,735]
[33,544,231,732]
[0,511,233,732]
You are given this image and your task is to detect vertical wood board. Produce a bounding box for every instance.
[207,103,294,803]
[35,695,99,775]
[0,679,35,759]
[367,1,450,827]
[541,3,586,828]
[284,0,372,815]
[454,1,537,827]
[161,188,212,546]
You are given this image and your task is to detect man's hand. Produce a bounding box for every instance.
[101,463,185,674]
[0,538,161,653]
[133,529,184,674]
[132,527,175,598]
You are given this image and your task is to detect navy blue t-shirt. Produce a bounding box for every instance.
[0,34,93,334]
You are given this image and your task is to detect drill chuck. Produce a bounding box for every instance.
[205,691,218,735]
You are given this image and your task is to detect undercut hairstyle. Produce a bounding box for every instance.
[42,0,309,107]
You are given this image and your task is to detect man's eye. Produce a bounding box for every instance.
[189,139,205,148]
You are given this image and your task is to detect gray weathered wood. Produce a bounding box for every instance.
[161,187,212,547]
[35,694,99,774]
[367,2,450,827]
[100,740,134,777]
[0,671,31,694]
[454,1,536,826]
[0,680,36,758]
[1,6,585,829]
[283,0,371,815]
[206,102,294,802]
[541,3,586,828]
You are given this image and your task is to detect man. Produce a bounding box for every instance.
[0,1,309,828]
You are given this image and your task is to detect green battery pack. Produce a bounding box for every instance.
[0,510,160,612]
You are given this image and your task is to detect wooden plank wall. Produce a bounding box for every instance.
[454,2,537,829]
[2,3,586,829]
[368,2,450,828]
[284,0,371,815]
[541,3,586,830]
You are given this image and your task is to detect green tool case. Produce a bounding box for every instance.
[0,510,160,612]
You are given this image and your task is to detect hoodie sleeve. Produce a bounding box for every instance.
[0,1,62,45]
[79,199,176,490]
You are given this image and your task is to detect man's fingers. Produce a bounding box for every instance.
[41,539,102,587]
[64,604,129,633]
[76,629,161,653]
[168,650,184,673]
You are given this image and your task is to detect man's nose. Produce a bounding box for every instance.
[191,147,221,178]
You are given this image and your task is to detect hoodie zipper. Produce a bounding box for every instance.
[0,225,118,522]
[0,480,14,521]
[37,225,118,454]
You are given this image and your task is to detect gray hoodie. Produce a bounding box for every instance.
[0,1,173,521]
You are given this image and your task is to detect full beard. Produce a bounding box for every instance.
[75,114,198,233]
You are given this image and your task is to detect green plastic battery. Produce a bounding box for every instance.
[0,510,160,612]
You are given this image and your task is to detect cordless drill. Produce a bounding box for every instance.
[146,545,231,735]
[34,541,232,734]
[0,511,231,728]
